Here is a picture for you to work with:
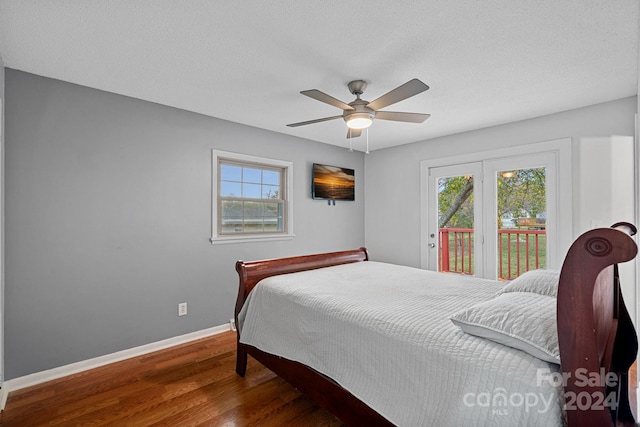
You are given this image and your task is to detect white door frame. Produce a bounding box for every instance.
[420,138,572,277]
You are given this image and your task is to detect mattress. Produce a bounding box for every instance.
[238,261,564,426]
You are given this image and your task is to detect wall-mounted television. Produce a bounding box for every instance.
[312,163,355,201]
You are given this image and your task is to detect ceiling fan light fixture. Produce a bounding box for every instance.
[345,112,373,129]
[287,78,430,139]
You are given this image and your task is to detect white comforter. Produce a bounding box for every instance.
[238,261,564,427]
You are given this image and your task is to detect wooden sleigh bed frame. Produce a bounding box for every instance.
[234,223,639,427]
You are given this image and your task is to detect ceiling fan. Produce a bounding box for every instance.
[287,79,430,138]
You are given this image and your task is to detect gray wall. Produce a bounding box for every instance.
[0,54,5,383]
[4,70,365,379]
[364,96,637,267]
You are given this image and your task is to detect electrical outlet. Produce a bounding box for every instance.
[178,302,187,316]
[230,318,236,331]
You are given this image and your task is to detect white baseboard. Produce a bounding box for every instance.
[0,323,232,410]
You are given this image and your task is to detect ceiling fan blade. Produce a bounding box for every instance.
[346,128,362,139]
[366,79,429,111]
[287,115,343,127]
[301,90,355,111]
[375,111,431,123]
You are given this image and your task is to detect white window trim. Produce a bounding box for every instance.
[211,150,294,245]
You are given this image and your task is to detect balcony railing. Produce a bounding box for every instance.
[438,228,546,280]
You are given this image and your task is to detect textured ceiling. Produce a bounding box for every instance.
[0,1,638,151]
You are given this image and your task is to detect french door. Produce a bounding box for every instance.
[427,162,484,277]
[484,153,557,280]
[425,152,557,281]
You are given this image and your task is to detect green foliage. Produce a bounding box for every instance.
[497,168,546,219]
[438,176,474,228]
[438,168,546,229]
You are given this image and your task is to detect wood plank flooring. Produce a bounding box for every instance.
[0,331,343,426]
[0,330,637,426]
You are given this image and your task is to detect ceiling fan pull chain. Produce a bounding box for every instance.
[349,129,353,151]
[366,128,370,154]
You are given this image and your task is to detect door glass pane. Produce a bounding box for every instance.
[496,168,546,279]
[438,175,475,275]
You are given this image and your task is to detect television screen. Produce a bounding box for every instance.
[312,163,355,201]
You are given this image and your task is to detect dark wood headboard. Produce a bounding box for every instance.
[234,247,369,325]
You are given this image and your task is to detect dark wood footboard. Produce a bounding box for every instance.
[557,223,638,427]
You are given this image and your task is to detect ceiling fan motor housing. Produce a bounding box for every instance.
[343,94,375,128]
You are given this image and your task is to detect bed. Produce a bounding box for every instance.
[233,223,638,426]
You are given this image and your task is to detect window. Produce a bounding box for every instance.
[212,150,294,244]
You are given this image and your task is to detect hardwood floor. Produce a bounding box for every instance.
[1,331,637,426]
[0,331,343,426]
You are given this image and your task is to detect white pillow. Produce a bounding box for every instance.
[450,292,559,364]
[496,269,560,298]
